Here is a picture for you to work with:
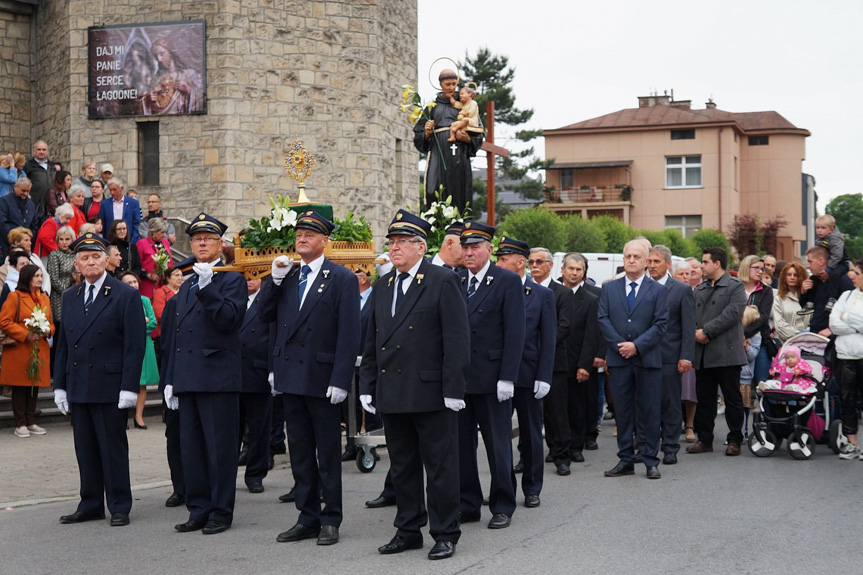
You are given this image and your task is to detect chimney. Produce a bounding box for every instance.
[705,98,717,109]
[669,99,692,109]
[637,94,672,108]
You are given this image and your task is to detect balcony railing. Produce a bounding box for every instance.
[544,185,632,204]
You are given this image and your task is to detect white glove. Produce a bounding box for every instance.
[533,380,551,400]
[496,380,514,403]
[164,385,179,411]
[271,255,291,285]
[360,394,376,414]
[444,397,465,412]
[268,372,278,397]
[326,386,348,405]
[54,389,70,415]
[193,263,214,290]
[118,390,137,409]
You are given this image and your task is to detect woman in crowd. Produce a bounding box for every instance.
[0,264,54,438]
[67,184,87,234]
[829,259,863,460]
[46,226,76,331]
[0,251,31,308]
[118,271,159,430]
[35,204,74,259]
[136,218,171,299]
[738,256,774,386]
[673,260,697,443]
[0,152,20,197]
[772,262,810,344]
[152,266,183,369]
[45,170,72,218]
[6,227,50,296]
[686,256,703,288]
[82,180,106,221]
[108,219,142,278]
[76,159,97,197]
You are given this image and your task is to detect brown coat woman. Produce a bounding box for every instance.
[0,265,54,436]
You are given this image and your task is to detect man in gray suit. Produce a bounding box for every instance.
[687,247,747,456]
[647,246,695,465]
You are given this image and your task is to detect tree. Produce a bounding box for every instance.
[726,214,787,256]
[561,215,606,253]
[825,194,863,236]
[591,215,635,253]
[498,208,566,253]
[690,229,730,257]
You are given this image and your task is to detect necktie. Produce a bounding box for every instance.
[627,281,637,310]
[84,284,95,315]
[297,264,311,308]
[187,273,199,302]
[393,272,410,315]
[467,276,478,298]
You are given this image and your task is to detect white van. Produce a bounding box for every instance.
[550,252,685,287]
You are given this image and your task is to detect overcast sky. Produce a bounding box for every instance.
[416,0,861,212]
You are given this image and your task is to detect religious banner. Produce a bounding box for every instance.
[88,20,207,119]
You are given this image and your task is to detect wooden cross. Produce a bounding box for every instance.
[480,101,510,225]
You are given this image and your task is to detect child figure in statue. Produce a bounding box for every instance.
[448,84,479,143]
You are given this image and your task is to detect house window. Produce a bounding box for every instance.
[665,215,702,238]
[665,155,701,188]
[138,122,159,186]
[748,135,769,146]
[670,129,695,140]
[560,169,573,189]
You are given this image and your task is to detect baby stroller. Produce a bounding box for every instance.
[748,332,832,460]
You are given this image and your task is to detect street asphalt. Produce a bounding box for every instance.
[1,413,860,575]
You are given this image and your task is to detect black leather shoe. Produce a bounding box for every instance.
[513,459,524,473]
[556,462,571,476]
[238,451,248,466]
[646,466,662,479]
[110,512,130,527]
[278,487,296,503]
[428,540,455,560]
[365,495,396,508]
[202,520,230,534]
[524,494,540,508]
[165,492,184,508]
[482,497,489,506]
[662,452,678,465]
[633,452,644,464]
[60,510,105,524]
[458,511,481,524]
[341,449,358,462]
[277,523,320,542]
[570,452,585,463]
[604,461,635,477]
[378,534,423,554]
[317,525,339,545]
[487,513,511,529]
[271,442,287,455]
[585,440,598,451]
[175,519,206,533]
[545,453,554,463]
[248,483,265,494]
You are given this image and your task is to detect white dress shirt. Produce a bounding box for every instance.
[391,258,422,316]
[299,254,325,308]
[83,271,108,306]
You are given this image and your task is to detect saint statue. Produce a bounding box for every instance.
[413,69,484,213]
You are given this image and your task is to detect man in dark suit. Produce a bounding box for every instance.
[687,247,747,456]
[0,178,39,260]
[98,178,142,243]
[359,209,469,560]
[598,240,668,479]
[53,232,146,527]
[457,221,524,529]
[647,245,695,465]
[158,295,184,508]
[528,247,573,460]
[495,237,554,507]
[163,213,247,535]
[238,277,275,493]
[259,209,360,546]
[545,253,600,475]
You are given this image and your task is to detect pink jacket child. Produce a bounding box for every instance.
[761,345,815,393]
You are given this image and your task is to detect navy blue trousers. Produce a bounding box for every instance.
[609,364,662,467]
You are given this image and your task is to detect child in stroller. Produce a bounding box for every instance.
[758,345,816,394]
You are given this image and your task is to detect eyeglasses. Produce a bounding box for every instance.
[528,259,550,265]
[191,237,220,244]
[387,239,422,248]
[749,265,764,271]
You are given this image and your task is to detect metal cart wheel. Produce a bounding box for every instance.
[787,429,815,460]
[828,419,845,455]
[748,427,777,457]
[356,446,376,473]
